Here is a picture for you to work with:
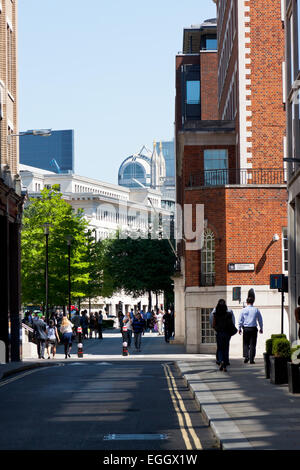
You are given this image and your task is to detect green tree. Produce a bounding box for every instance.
[21,187,90,310]
[103,235,175,308]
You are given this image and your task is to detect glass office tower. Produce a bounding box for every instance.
[20,129,74,173]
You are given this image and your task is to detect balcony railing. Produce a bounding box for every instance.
[189,168,286,187]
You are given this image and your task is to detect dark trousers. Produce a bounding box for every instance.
[216,331,230,366]
[37,339,46,358]
[165,326,171,342]
[134,332,142,350]
[98,324,103,339]
[243,327,258,361]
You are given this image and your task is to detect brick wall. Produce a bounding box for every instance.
[200,52,218,120]
[184,184,287,288]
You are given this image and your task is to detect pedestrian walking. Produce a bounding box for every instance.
[132,312,146,352]
[46,320,60,359]
[210,302,235,366]
[156,310,164,335]
[295,296,300,340]
[89,312,97,338]
[123,311,133,347]
[163,310,173,343]
[212,299,236,372]
[96,310,103,339]
[149,310,157,333]
[238,297,263,364]
[80,310,89,339]
[60,315,74,359]
[32,315,48,359]
[145,310,152,331]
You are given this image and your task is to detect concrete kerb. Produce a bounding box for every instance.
[0,361,58,381]
[175,361,253,451]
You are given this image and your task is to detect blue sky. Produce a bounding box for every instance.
[18,0,216,184]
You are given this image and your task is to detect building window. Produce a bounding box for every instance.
[204,149,228,185]
[200,308,216,344]
[186,80,200,104]
[200,229,215,286]
[283,228,288,273]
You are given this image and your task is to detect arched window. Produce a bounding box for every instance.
[201,229,215,286]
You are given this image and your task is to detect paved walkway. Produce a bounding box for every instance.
[1,333,300,450]
[177,358,300,450]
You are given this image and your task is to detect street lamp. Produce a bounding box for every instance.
[66,235,73,319]
[43,222,51,322]
[7,128,52,144]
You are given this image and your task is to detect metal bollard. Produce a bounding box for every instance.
[77,326,83,357]
[122,326,129,356]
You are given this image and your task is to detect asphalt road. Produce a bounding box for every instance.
[0,334,218,451]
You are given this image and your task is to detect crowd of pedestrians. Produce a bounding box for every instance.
[22,308,106,359]
[120,307,175,353]
[22,306,175,358]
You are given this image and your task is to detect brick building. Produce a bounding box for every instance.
[0,0,23,362]
[174,3,288,355]
[284,0,300,345]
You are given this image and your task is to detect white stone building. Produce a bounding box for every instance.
[20,164,172,315]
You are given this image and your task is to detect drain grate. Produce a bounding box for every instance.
[103,433,168,441]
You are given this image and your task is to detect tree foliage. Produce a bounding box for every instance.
[103,235,176,303]
[21,187,91,307]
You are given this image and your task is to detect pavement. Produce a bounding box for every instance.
[1,334,300,451]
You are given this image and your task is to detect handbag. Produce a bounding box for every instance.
[225,313,238,336]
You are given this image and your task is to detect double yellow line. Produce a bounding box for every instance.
[163,363,202,450]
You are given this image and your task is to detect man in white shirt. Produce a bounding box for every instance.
[238,297,263,364]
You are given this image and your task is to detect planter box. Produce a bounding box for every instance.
[263,353,271,379]
[288,362,300,393]
[270,356,288,385]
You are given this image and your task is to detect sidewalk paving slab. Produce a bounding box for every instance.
[176,358,300,451]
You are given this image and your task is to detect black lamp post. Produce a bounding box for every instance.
[43,223,51,322]
[66,235,73,319]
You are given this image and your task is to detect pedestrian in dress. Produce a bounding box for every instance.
[149,310,157,333]
[60,315,74,359]
[212,299,236,372]
[132,312,146,352]
[238,297,263,364]
[46,319,60,359]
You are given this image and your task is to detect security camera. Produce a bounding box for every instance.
[272,234,280,242]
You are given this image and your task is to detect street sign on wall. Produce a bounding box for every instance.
[228,263,255,272]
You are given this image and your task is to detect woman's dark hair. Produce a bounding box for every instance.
[215,299,227,316]
[298,296,300,306]
[49,320,54,327]
[247,297,254,305]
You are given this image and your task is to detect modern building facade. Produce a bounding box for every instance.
[20,164,171,314]
[174,5,288,356]
[285,0,300,345]
[20,129,74,174]
[0,0,23,362]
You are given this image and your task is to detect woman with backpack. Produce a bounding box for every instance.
[212,299,236,372]
[46,319,60,359]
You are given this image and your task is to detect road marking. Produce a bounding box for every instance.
[0,369,42,387]
[0,364,64,388]
[104,434,168,441]
[163,364,202,450]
